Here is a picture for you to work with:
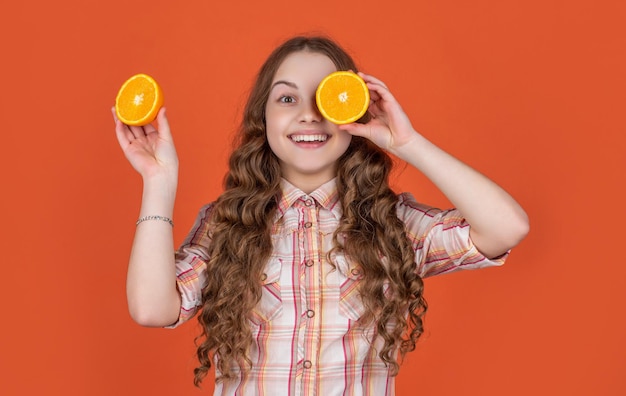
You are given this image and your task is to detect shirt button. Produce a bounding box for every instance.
[303,360,312,369]
[260,273,268,282]
[304,222,312,228]
[306,309,315,318]
[305,259,314,267]
[305,199,314,207]
[351,268,362,277]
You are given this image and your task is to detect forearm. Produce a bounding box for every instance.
[126,174,181,327]
[394,133,529,258]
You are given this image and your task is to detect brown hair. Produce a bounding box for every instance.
[193,35,427,385]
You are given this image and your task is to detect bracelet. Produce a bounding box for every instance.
[136,215,174,227]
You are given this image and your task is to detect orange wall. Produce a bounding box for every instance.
[1,0,624,395]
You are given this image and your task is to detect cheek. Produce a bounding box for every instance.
[265,106,288,133]
[264,108,278,138]
[265,114,283,155]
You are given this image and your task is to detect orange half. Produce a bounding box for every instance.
[316,71,370,125]
[115,73,163,126]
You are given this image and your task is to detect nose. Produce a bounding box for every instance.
[299,98,322,123]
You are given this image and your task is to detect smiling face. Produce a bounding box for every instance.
[265,51,352,193]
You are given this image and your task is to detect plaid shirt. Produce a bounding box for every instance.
[172,178,507,396]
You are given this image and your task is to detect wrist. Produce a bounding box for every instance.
[140,174,178,216]
[389,131,427,161]
[142,169,178,189]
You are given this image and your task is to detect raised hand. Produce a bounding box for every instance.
[114,106,180,327]
[339,72,419,156]
[340,74,529,258]
[113,107,179,179]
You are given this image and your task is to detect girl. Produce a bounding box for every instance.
[114,36,529,395]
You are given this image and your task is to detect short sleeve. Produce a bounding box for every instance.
[165,204,214,328]
[396,193,508,279]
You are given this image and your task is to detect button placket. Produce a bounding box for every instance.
[298,198,321,390]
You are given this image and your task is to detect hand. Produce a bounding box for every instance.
[113,107,179,179]
[340,73,419,156]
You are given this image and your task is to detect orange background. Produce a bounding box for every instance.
[1,0,624,395]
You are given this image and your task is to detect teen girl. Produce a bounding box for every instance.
[114,36,529,395]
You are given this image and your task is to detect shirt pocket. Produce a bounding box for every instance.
[249,258,283,325]
[335,255,366,322]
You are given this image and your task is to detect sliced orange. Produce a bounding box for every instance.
[316,71,370,125]
[115,73,163,126]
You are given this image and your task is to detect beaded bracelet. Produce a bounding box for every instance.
[136,215,174,227]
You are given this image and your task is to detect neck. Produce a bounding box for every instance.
[282,174,334,194]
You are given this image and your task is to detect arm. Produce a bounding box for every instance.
[341,73,529,258]
[113,107,182,326]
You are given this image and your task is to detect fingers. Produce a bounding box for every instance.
[339,122,370,139]
[358,72,388,90]
[361,74,396,104]
[155,107,173,141]
[111,106,143,141]
[356,72,404,121]
[112,107,171,145]
[352,74,392,121]
[114,119,132,151]
[113,107,133,149]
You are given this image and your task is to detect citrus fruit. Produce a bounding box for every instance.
[115,73,163,126]
[316,71,370,125]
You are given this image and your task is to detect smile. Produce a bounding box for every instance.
[289,134,329,143]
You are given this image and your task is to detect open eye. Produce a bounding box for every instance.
[279,95,296,104]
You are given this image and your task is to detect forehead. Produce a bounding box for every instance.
[272,51,337,85]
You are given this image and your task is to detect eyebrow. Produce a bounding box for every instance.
[270,80,298,90]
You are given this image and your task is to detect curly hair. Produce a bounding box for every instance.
[193,35,427,386]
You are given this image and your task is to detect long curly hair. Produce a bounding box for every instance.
[193,36,427,386]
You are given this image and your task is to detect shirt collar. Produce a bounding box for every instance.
[274,178,342,222]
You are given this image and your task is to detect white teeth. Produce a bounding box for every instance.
[290,134,328,142]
